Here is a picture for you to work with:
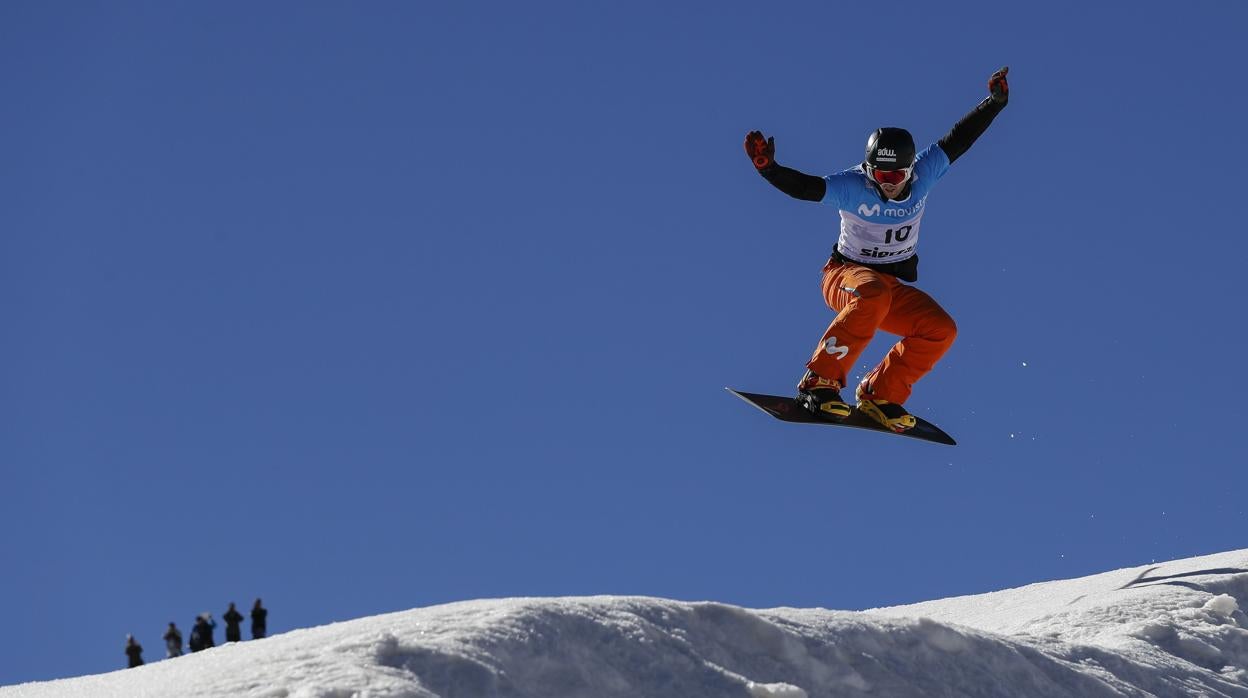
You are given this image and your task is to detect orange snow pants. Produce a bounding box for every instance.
[807,259,957,405]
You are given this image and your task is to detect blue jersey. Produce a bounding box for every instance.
[820,144,951,266]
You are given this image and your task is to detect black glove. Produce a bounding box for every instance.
[988,66,1009,104]
[744,130,775,170]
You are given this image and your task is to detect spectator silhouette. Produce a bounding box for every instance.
[189,613,216,652]
[162,622,183,658]
[125,635,144,668]
[223,602,244,643]
[188,617,203,652]
[251,599,268,640]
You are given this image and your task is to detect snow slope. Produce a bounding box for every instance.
[5,549,1248,697]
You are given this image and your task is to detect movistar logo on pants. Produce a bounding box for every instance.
[823,337,849,360]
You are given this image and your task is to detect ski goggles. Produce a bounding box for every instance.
[866,164,912,186]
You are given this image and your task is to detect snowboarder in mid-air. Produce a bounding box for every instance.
[744,67,1009,432]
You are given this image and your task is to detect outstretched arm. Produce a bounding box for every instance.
[938,66,1010,165]
[744,131,827,202]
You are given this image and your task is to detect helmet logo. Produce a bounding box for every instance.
[866,128,914,168]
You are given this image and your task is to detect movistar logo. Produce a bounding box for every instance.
[878,148,896,157]
[823,337,849,360]
[857,199,926,218]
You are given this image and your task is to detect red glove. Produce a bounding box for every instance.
[988,66,1009,104]
[744,131,775,170]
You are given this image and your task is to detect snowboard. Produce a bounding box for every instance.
[727,388,956,446]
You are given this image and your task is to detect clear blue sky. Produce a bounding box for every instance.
[4,0,1247,685]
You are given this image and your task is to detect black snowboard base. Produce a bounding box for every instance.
[727,388,956,446]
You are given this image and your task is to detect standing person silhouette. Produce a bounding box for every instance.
[124,635,144,668]
[251,598,269,640]
[223,602,244,643]
[162,622,183,658]
[189,613,215,652]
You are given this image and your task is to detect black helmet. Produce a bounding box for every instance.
[864,127,915,171]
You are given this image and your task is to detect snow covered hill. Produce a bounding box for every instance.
[6,549,1248,698]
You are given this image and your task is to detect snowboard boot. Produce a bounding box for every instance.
[796,370,851,421]
[856,381,917,433]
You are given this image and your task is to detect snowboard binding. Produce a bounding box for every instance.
[796,370,851,422]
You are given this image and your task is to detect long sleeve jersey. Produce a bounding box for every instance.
[757,96,1006,282]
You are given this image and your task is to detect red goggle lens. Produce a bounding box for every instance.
[870,167,911,185]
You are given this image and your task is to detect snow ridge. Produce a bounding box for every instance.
[5,550,1248,697]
